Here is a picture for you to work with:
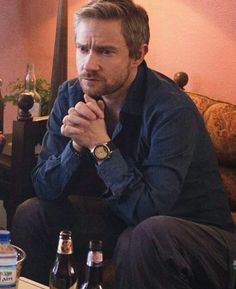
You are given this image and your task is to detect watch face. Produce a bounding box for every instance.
[94,145,109,160]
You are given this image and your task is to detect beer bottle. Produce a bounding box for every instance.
[49,230,78,289]
[80,240,103,289]
[232,259,236,289]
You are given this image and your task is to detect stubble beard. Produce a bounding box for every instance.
[79,66,131,97]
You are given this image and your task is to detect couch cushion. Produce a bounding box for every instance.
[187,92,216,115]
[187,92,236,166]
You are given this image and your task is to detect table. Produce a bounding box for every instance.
[18,277,49,289]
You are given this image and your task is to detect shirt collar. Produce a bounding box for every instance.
[121,61,147,116]
[92,61,147,116]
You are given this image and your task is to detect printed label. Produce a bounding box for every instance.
[87,251,103,267]
[57,239,73,255]
[0,265,16,288]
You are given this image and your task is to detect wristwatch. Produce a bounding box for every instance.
[90,141,116,162]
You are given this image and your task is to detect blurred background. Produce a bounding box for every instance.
[1,0,236,135]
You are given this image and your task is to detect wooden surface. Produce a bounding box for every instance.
[49,0,68,111]
[18,277,49,289]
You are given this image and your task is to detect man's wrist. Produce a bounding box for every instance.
[90,141,116,163]
[70,140,82,153]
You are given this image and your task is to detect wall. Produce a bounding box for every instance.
[1,0,235,132]
[0,0,57,132]
[141,0,236,103]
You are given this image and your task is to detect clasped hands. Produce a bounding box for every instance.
[61,95,110,152]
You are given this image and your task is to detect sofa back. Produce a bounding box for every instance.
[186,91,236,212]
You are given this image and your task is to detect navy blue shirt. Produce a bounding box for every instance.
[32,62,234,231]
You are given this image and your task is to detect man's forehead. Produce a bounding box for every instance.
[75,18,125,45]
[76,18,122,36]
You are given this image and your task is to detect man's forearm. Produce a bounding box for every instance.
[32,140,81,200]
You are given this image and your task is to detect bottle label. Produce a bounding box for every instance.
[57,239,73,255]
[0,265,16,288]
[87,251,103,267]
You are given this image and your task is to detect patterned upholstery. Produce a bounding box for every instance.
[186,92,236,220]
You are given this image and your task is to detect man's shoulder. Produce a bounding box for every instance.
[145,68,194,110]
[59,78,81,94]
[57,78,84,107]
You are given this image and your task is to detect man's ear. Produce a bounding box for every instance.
[132,44,149,67]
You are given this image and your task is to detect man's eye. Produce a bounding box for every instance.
[77,46,88,53]
[99,49,113,55]
[102,49,111,55]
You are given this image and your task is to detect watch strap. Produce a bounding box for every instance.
[105,140,116,152]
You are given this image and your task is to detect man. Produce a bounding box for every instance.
[12,0,236,288]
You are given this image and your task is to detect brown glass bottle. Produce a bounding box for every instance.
[80,240,103,289]
[232,259,236,289]
[49,230,78,289]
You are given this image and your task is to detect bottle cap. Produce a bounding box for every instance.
[233,259,236,269]
[59,230,72,240]
[89,240,102,251]
[0,230,11,242]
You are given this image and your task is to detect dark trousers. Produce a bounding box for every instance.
[11,196,125,285]
[11,197,236,289]
[114,216,236,289]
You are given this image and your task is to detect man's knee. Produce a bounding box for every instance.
[115,216,180,250]
[13,197,42,223]
[115,216,180,260]
[133,215,179,241]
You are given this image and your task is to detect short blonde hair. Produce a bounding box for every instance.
[74,0,150,58]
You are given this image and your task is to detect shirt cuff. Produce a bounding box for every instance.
[96,149,129,196]
[60,140,81,169]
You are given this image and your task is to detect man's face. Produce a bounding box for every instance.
[75,19,136,97]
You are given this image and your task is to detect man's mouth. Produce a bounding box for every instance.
[82,77,98,81]
[80,73,101,81]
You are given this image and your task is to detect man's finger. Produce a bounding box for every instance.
[74,101,97,120]
[84,94,96,103]
[84,94,104,119]
[61,123,84,137]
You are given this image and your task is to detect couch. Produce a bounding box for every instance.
[174,72,236,222]
[185,91,236,222]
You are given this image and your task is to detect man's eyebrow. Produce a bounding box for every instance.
[75,43,85,47]
[75,43,118,51]
[96,45,118,51]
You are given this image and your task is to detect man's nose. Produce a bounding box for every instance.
[83,51,99,71]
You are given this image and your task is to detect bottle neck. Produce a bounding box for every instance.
[54,253,72,265]
[85,266,103,286]
[57,238,73,255]
[53,238,74,269]
[233,259,236,289]
[84,250,103,286]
